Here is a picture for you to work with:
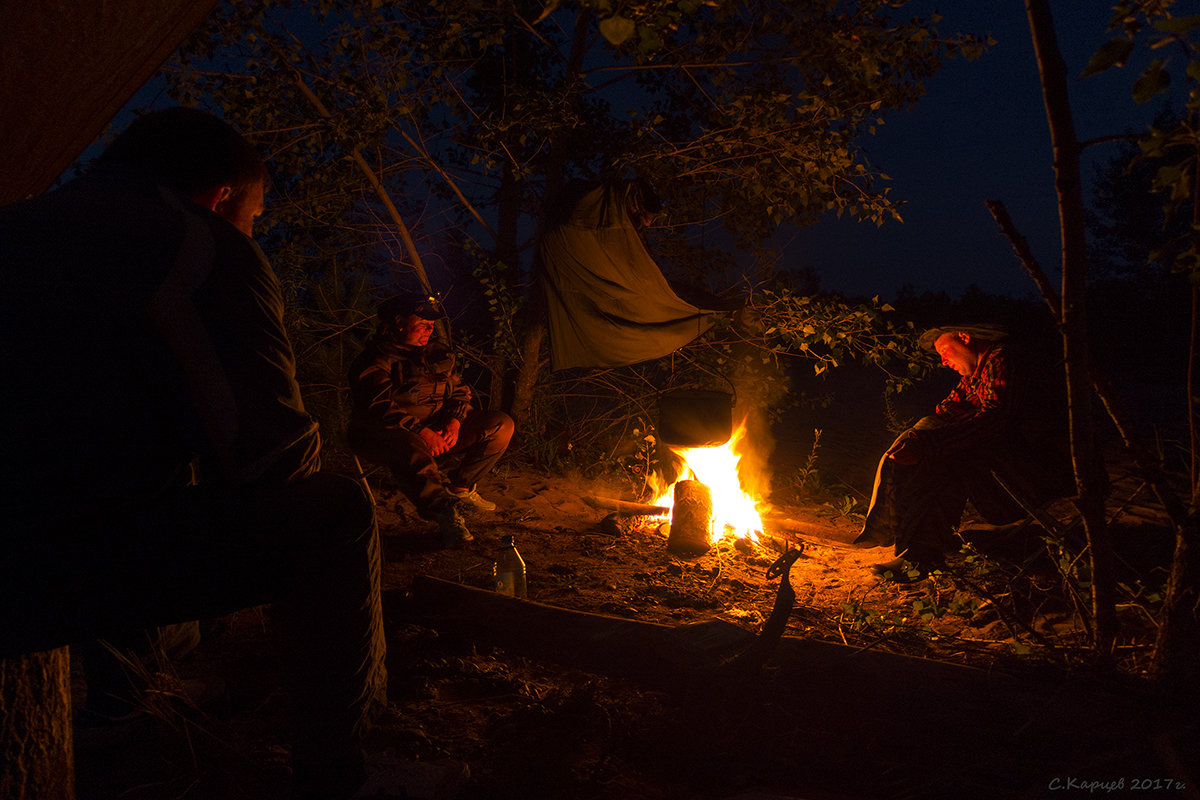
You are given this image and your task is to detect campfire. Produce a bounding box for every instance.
[650,419,765,553]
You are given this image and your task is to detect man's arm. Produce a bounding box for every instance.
[351,356,426,433]
[350,346,459,454]
[150,207,320,487]
[915,347,1028,458]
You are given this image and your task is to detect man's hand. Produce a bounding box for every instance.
[439,418,461,450]
[887,433,921,466]
[418,427,452,456]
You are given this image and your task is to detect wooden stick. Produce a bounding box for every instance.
[583,496,669,516]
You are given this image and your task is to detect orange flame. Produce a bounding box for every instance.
[651,421,764,544]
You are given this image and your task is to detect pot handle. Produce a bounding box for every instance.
[659,372,737,407]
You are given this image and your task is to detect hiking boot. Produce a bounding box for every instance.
[871,547,944,583]
[436,506,473,547]
[449,485,497,512]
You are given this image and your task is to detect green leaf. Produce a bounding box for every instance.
[1081,38,1134,78]
[1152,15,1200,34]
[1132,61,1170,103]
[599,15,636,45]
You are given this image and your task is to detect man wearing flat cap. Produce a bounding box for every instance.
[348,294,514,546]
[854,323,1074,580]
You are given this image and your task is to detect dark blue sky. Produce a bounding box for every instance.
[86,1,1188,305]
[785,0,1191,301]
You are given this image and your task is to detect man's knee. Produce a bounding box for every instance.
[492,411,515,446]
[467,410,514,449]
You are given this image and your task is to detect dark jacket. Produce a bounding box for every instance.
[0,169,320,525]
[347,337,472,437]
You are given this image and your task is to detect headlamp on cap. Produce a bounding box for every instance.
[378,293,443,324]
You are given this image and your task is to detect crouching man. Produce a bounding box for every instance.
[348,295,514,546]
[853,323,1076,581]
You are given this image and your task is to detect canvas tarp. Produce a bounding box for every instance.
[540,183,724,370]
[1,0,218,206]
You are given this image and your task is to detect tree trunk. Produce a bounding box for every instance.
[0,648,75,800]
[988,199,1200,685]
[1025,0,1118,656]
[511,318,546,429]
[1153,280,1200,686]
[1154,516,1200,688]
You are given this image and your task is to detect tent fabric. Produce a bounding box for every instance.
[540,183,721,370]
[1,0,218,206]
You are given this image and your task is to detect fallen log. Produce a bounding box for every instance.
[410,576,754,689]
[414,547,797,688]
[406,575,1011,695]
[761,513,862,547]
[403,580,1186,800]
[582,496,669,517]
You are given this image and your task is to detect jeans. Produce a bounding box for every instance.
[350,409,514,518]
[861,416,1069,557]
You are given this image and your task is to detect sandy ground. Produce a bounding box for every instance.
[68,363,1196,799]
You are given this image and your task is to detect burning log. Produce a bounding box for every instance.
[583,496,669,517]
[667,479,712,555]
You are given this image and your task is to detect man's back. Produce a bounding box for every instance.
[0,170,317,524]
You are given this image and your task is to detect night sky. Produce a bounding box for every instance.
[88,2,1191,305]
[785,0,1192,302]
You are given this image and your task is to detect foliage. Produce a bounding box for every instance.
[791,427,823,493]
[1088,109,1194,278]
[1084,3,1200,278]
[819,493,864,523]
[502,283,930,478]
[739,285,930,393]
[1085,1,1200,517]
[159,0,983,460]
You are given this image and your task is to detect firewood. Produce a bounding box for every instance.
[583,496,669,517]
[668,480,712,555]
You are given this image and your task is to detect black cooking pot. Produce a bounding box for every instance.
[658,389,734,447]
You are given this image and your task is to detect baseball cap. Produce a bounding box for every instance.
[378,293,442,323]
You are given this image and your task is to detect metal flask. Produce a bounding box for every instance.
[657,388,733,447]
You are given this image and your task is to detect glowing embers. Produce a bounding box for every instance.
[651,420,765,554]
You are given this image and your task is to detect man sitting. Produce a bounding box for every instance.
[348,294,514,546]
[854,323,1075,580]
[0,107,386,798]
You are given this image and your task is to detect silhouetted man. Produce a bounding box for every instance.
[0,107,385,798]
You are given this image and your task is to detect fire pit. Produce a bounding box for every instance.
[653,418,765,553]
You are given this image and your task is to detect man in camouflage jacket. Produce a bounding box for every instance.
[348,295,514,545]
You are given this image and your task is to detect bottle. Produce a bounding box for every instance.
[493,535,527,598]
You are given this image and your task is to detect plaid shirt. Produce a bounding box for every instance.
[919,344,1028,456]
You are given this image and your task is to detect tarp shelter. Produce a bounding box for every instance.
[4,5,725,371]
[540,182,726,370]
[0,0,219,206]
